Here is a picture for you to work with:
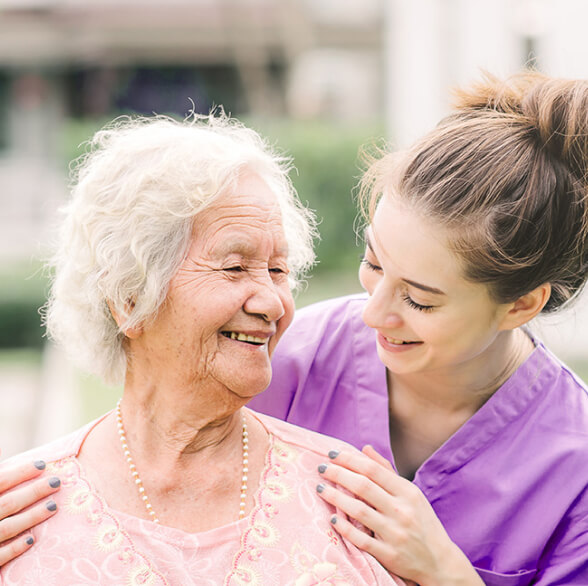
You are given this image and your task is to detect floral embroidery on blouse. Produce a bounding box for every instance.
[46,457,168,586]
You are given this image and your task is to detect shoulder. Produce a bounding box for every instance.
[250,410,357,459]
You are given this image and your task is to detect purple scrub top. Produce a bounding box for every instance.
[249,294,588,585]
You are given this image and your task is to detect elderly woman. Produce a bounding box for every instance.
[0,114,402,584]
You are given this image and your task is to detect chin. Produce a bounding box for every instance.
[233,375,272,400]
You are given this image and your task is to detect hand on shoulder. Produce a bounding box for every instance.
[316,446,484,586]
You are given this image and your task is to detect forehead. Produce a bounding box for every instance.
[192,173,287,256]
[370,197,464,284]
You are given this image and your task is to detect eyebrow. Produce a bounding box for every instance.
[211,238,288,259]
[365,232,446,296]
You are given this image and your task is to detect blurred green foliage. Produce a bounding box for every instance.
[247,117,383,273]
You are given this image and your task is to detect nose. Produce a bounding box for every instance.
[244,272,286,322]
[361,281,404,331]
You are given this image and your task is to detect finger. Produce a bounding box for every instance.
[327,512,390,563]
[362,445,395,471]
[0,498,58,544]
[0,476,61,519]
[0,461,47,494]
[318,460,400,515]
[316,479,389,536]
[326,449,408,496]
[0,534,35,567]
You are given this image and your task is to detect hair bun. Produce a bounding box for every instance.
[453,70,588,183]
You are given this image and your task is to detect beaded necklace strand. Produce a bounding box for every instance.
[115,399,249,524]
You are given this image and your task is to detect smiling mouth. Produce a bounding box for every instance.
[221,331,268,346]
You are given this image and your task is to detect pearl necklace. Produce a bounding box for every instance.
[115,399,249,524]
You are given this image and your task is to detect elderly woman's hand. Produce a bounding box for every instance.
[316,446,484,586]
[0,456,60,566]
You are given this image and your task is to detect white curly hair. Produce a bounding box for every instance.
[44,113,316,385]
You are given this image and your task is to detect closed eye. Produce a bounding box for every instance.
[402,294,435,312]
[224,266,244,272]
[360,257,382,272]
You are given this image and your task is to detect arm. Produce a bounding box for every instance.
[0,455,60,566]
[316,446,483,586]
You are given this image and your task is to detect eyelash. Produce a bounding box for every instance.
[360,258,381,272]
[360,257,435,313]
[224,266,285,274]
[401,294,435,312]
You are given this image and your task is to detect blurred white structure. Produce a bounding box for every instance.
[385,0,588,147]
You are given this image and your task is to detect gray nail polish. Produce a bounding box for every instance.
[46,500,57,512]
[318,463,327,474]
[34,460,46,470]
[330,515,337,524]
[316,483,325,493]
[25,536,34,545]
[328,450,340,460]
[48,477,61,488]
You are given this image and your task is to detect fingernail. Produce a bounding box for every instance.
[46,500,57,512]
[25,536,34,546]
[330,515,337,525]
[48,477,60,488]
[318,463,327,474]
[328,450,340,460]
[316,483,325,494]
[34,460,46,470]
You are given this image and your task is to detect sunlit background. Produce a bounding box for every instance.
[1,0,587,457]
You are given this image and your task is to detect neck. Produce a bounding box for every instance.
[386,328,534,478]
[120,365,250,457]
[119,393,243,462]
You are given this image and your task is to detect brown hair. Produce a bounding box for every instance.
[361,71,588,312]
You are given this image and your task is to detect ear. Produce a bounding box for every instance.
[498,283,551,331]
[106,300,143,339]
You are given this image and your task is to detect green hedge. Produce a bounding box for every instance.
[247,118,384,273]
[0,264,47,349]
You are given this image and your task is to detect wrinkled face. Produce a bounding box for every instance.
[359,196,512,377]
[136,171,294,401]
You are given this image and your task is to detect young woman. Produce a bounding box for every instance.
[250,71,588,585]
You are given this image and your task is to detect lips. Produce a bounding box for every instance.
[376,332,423,353]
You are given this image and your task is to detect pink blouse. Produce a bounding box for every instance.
[1,409,403,585]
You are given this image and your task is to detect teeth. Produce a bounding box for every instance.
[227,332,267,344]
[386,337,410,345]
